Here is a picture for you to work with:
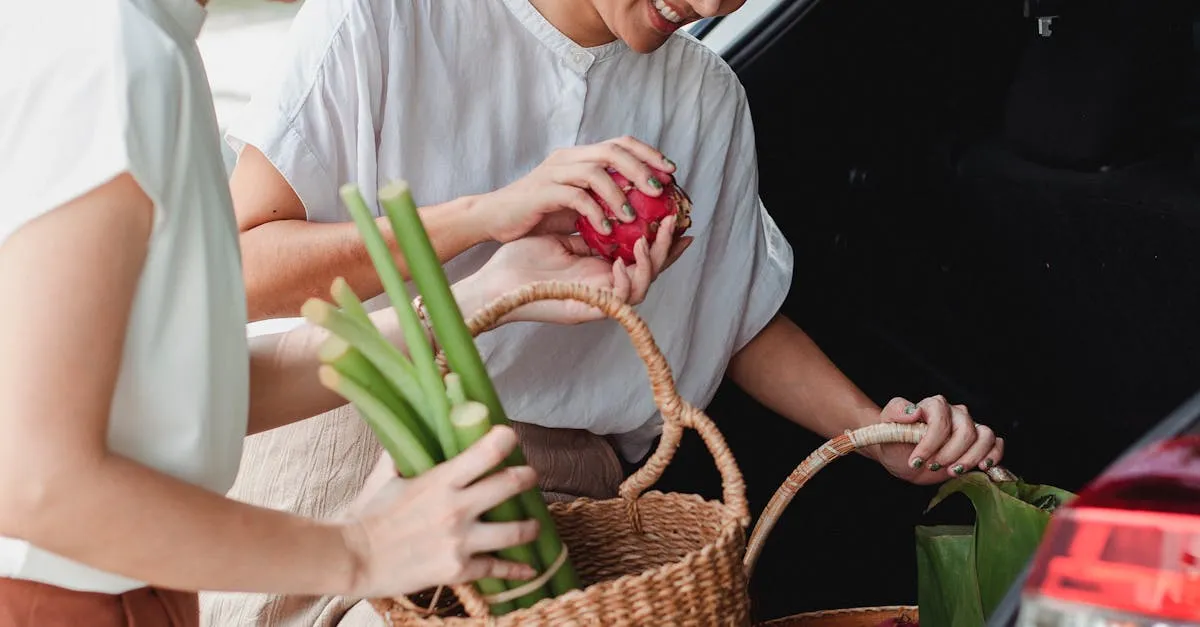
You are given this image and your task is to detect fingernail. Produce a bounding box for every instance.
[664,157,676,169]
[904,403,918,416]
[622,203,635,218]
[910,457,924,469]
[983,458,995,469]
[928,462,942,472]
[952,464,965,475]
[648,176,662,190]
[601,218,612,233]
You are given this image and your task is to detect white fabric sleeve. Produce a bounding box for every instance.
[224,0,390,222]
[0,3,130,238]
[697,80,795,353]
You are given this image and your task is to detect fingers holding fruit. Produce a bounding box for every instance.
[472,234,644,325]
[547,180,614,234]
[649,215,691,272]
[606,135,677,178]
[543,137,692,266]
[563,136,674,197]
[573,166,693,266]
[558,233,636,304]
[482,137,685,247]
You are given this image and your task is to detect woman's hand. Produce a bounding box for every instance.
[340,426,541,599]
[459,229,691,326]
[872,396,1005,485]
[475,136,678,243]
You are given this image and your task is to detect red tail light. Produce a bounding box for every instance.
[1017,436,1200,626]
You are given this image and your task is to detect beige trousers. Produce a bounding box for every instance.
[200,404,624,626]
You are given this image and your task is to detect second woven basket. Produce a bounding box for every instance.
[742,420,1018,626]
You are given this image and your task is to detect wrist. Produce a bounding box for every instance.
[450,270,505,323]
[849,405,884,461]
[375,194,492,255]
[458,193,499,245]
[334,519,373,597]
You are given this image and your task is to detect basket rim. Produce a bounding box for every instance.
[756,605,919,626]
[375,490,748,625]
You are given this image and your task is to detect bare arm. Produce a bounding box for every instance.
[244,224,684,435]
[244,279,495,435]
[233,137,682,322]
[232,146,489,321]
[729,314,1005,483]
[0,173,357,595]
[728,314,881,443]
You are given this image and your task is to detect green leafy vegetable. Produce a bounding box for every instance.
[916,472,1076,627]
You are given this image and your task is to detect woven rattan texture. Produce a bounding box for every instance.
[371,282,752,626]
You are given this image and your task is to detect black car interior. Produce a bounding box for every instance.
[652,0,1200,621]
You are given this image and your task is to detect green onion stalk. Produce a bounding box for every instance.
[377,181,580,597]
[316,363,512,615]
[446,374,548,609]
[299,181,579,614]
[308,297,528,612]
[315,365,434,480]
[339,186,456,460]
[317,336,438,458]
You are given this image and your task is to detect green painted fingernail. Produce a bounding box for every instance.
[904,403,917,416]
[601,218,612,232]
[664,157,676,168]
[622,203,634,218]
[929,462,942,472]
[648,176,662,190]
[984,458,995,469]
[910,457,924,469]
[952,464,965,475]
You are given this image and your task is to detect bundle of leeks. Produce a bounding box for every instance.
[303,181,580,615]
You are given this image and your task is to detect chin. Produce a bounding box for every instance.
[624,33,671,53]
[618,0,692,53]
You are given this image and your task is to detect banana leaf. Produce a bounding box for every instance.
[916,472,1076,627]
[915,525,984,627]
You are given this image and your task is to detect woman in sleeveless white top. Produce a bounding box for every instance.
[0,0,673,625]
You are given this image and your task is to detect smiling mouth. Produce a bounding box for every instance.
[653,0,685,24]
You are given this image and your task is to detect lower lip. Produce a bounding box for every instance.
[646,0,685,34]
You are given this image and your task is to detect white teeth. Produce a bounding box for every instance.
[653,0,683,24]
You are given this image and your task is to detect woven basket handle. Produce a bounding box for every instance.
[456,281,750,525]
[742,422,1017,579]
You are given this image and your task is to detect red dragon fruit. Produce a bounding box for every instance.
[575,167,693,264]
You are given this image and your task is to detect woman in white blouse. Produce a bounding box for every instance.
[214,0,1008,624]
[0,0,672,625]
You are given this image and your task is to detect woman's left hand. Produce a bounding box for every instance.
[872,396,1005,485]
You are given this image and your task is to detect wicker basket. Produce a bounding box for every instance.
[742,421,1017,626]
[369,282,754,626]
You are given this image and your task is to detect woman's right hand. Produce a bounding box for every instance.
[339,426,541,599]
[455,226,690,327]
[475,136,677,243]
